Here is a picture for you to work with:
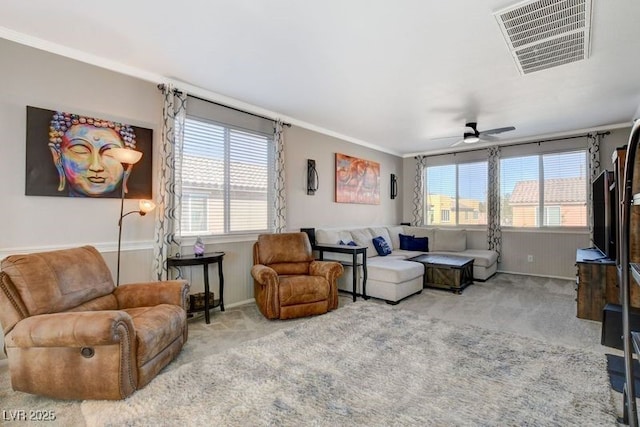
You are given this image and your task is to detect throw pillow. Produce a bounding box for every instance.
[399,233,415,250]
[339,240,358,246]
[372,236,392,256]
[407,236,429,252]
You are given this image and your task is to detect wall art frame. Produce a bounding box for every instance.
[335,153,380,204]
[25,106,152,199]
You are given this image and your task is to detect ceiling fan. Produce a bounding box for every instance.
[451,122,516,147]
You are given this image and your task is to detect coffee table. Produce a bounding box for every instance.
[408,254,474,294]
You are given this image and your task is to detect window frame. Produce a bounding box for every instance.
[425,160,488,228]
[499,148,588,230]
[178,114,276,238]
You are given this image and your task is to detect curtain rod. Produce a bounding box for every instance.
[157,84,291,127]
[417,131,611,158]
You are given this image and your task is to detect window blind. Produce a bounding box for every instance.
[180,109,274,236]
[500,150,586,228]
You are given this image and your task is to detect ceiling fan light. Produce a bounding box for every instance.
[463,133,479,143]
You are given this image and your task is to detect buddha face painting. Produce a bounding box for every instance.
[48,112,137,197]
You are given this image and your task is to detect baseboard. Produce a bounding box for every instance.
[225,298,256,309]
[497,270,574,281]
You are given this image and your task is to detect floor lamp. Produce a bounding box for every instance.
[111,148,155,286]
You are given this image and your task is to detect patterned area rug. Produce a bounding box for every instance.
[82,303,617,426]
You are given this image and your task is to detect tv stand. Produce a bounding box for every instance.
[576,248,617,321]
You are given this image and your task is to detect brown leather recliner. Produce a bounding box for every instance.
[0,245,189,400]
[251,232,344,320]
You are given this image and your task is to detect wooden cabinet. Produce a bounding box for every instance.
[576,249,617,321]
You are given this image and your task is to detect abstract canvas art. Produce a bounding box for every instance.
[25,106,152,199]
[335,153,380,204]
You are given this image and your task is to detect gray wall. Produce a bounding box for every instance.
[0,36,635,361]
[0,38,404,303]
[285,125,403,231]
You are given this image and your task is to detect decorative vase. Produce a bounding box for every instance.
[194,237,205,257]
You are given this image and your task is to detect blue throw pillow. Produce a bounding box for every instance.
[399,233,415,250]
[407,236,429,252]
[372,236,392,256]
[339,240,358,246]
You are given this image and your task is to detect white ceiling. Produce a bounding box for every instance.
[1,0,639,157]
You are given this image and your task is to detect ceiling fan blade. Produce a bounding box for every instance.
[479,126,515,136]
[479,135,499,142]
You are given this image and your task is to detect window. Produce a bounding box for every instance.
[500,150,586,228]
[179,116,274,236]
[425,161,488,226]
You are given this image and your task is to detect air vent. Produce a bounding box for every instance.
[494,0,592,75]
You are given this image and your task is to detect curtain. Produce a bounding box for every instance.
[152,84,187,280]
[412,156,427,226]
[487,146,502,261]
[273,120,286,233]
[587,133,602,242]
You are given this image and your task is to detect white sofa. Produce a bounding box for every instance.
[314,226,498,304]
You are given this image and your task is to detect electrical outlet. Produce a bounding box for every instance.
[527,255,534,262]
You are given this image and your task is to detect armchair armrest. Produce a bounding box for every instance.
[251,264,279,287]
[8,310,135,348]
[114,280,189,310]
[310,260,344,282]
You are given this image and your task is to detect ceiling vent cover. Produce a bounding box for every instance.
[494,0,592,75]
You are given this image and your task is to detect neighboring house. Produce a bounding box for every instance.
[426,194,486,225]
[508,177,586,227]
[181,155,269,235]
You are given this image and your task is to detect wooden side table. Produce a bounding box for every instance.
[313,243,368,301]
[166,252,225,324]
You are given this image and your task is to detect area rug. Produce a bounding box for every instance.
[82,303,617,426]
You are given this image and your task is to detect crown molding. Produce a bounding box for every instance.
[0,27,400,157]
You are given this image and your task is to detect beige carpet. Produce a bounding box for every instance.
[81,302,617,426]
[0,273,618,425]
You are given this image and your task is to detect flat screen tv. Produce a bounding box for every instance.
[592,170,616,259]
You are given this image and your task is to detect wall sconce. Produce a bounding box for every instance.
[111,147,155,286]
[307,159,318,195]
[390,173,398,199]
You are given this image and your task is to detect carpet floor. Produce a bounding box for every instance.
[81,303,617,426]
[0,273,622,425]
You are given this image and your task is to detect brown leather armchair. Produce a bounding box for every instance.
[251,232,343,320]
[0,245,189,400]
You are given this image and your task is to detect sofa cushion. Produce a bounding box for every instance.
[372,236,392,256]
[350,228,377,258]
[1,246,114,316]
[399,233,414,250]
[125,304,186,366]
[404,226,435,241]
[315,229,353,245]
[433,229,466,252]
[369,227,393,249]
[459,249,499,268]
[278,275,329,306]
[386,226,404,249]
[367,258,424,283]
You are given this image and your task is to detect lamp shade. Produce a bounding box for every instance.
[138,199,156,214]
[111,148,143,165]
